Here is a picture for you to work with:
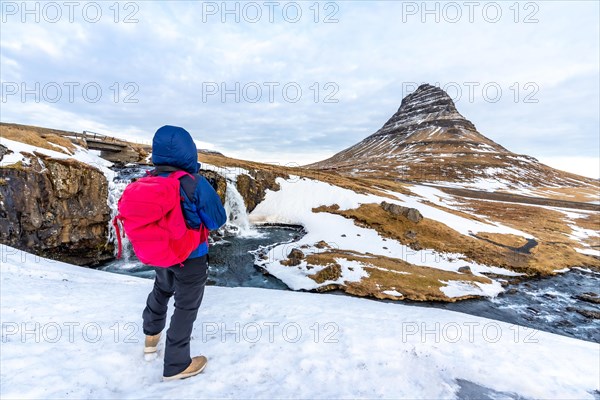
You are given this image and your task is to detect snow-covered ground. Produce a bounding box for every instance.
[1,246,598,399]
[250,177,526,297]
[0,137,115,181]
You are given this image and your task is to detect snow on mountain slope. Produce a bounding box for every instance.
[1,246,598,399]
[309,84,598,192]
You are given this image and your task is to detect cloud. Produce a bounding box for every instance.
[538,156,600,180]
[0,1,598,169]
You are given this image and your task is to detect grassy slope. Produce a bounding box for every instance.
[199,151,600,301]
[0,123,78,155]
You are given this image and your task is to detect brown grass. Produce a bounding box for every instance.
[304,250,491,302]
[455,199,600,273]
[574,213,600,232]
[44,134,76,154]
[521,186,600,203]
[313,202,600,275]
[313,203,525,269]
[0,125,75,154]
[420,199,488,223]
[198,152,397,199]
[1,160,27,170]
[475,232,530,249]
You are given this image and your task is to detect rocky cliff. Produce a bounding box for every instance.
[236,169,282,213]
[0,147,113,266]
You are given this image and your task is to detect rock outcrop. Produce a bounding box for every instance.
[380,201,423,223]
[370,83,481,140]
[236,169,282,213]
[101,145,148,164]
[0,153,113,266]
[199,169,227,204]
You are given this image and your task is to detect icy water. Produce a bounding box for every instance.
[102,164,302,289]
[418,268,600,343]
[100,227,300,290]
[103,165,599,344]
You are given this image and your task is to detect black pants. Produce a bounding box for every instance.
[142,255,208,377]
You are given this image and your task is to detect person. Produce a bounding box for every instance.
[141,125,226,381]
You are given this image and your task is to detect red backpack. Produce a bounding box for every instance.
[112,170,209,267]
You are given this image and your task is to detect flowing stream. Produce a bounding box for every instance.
[101,165,599,343]
[402,267,600,343]
[101,165,302,288]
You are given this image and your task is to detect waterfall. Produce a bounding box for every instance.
[107,168,260,261]
[224,181,261,237]
[107,179,133,261]
[106,166,151,261]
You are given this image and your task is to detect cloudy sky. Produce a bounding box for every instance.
[1,1,598,177]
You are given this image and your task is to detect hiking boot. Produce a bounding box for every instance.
[144,332,162,354]
[162,356,208,381]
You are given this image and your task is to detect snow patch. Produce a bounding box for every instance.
[2,246,598,399]
[440,279,504,298]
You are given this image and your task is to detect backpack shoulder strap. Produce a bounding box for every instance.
[153,165,181,174]
[169,171,199,202]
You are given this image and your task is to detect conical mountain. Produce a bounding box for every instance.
[309,84,597,189]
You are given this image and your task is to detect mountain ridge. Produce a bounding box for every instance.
[308,84,597,189]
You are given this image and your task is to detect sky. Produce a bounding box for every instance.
[1,1,599,178]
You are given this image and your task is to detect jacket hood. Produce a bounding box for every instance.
[151,125,200,174]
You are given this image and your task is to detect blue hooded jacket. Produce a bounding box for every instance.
[151,125,227,259]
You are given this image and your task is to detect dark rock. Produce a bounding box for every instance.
[575,309,600,320]
[100,145,146,164]
[458,266,472,274]
[406,208,423,223]
[506,288,518,295]
[341,234,346,237]
[288,248,305,260]
[0,155,113,266]
[556,320,575,328]
[314,283,341,293]
[315,241,330,249]
[0,144,11,161]
[566,306,600,320]
[405,230,417,240]
[381,201,423,223]
[199,170,226,204]
[575,293,600,304]
[235,169,284,213]
[375,84,478,139]
[310,263,342,284]
[282,248,305,267]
